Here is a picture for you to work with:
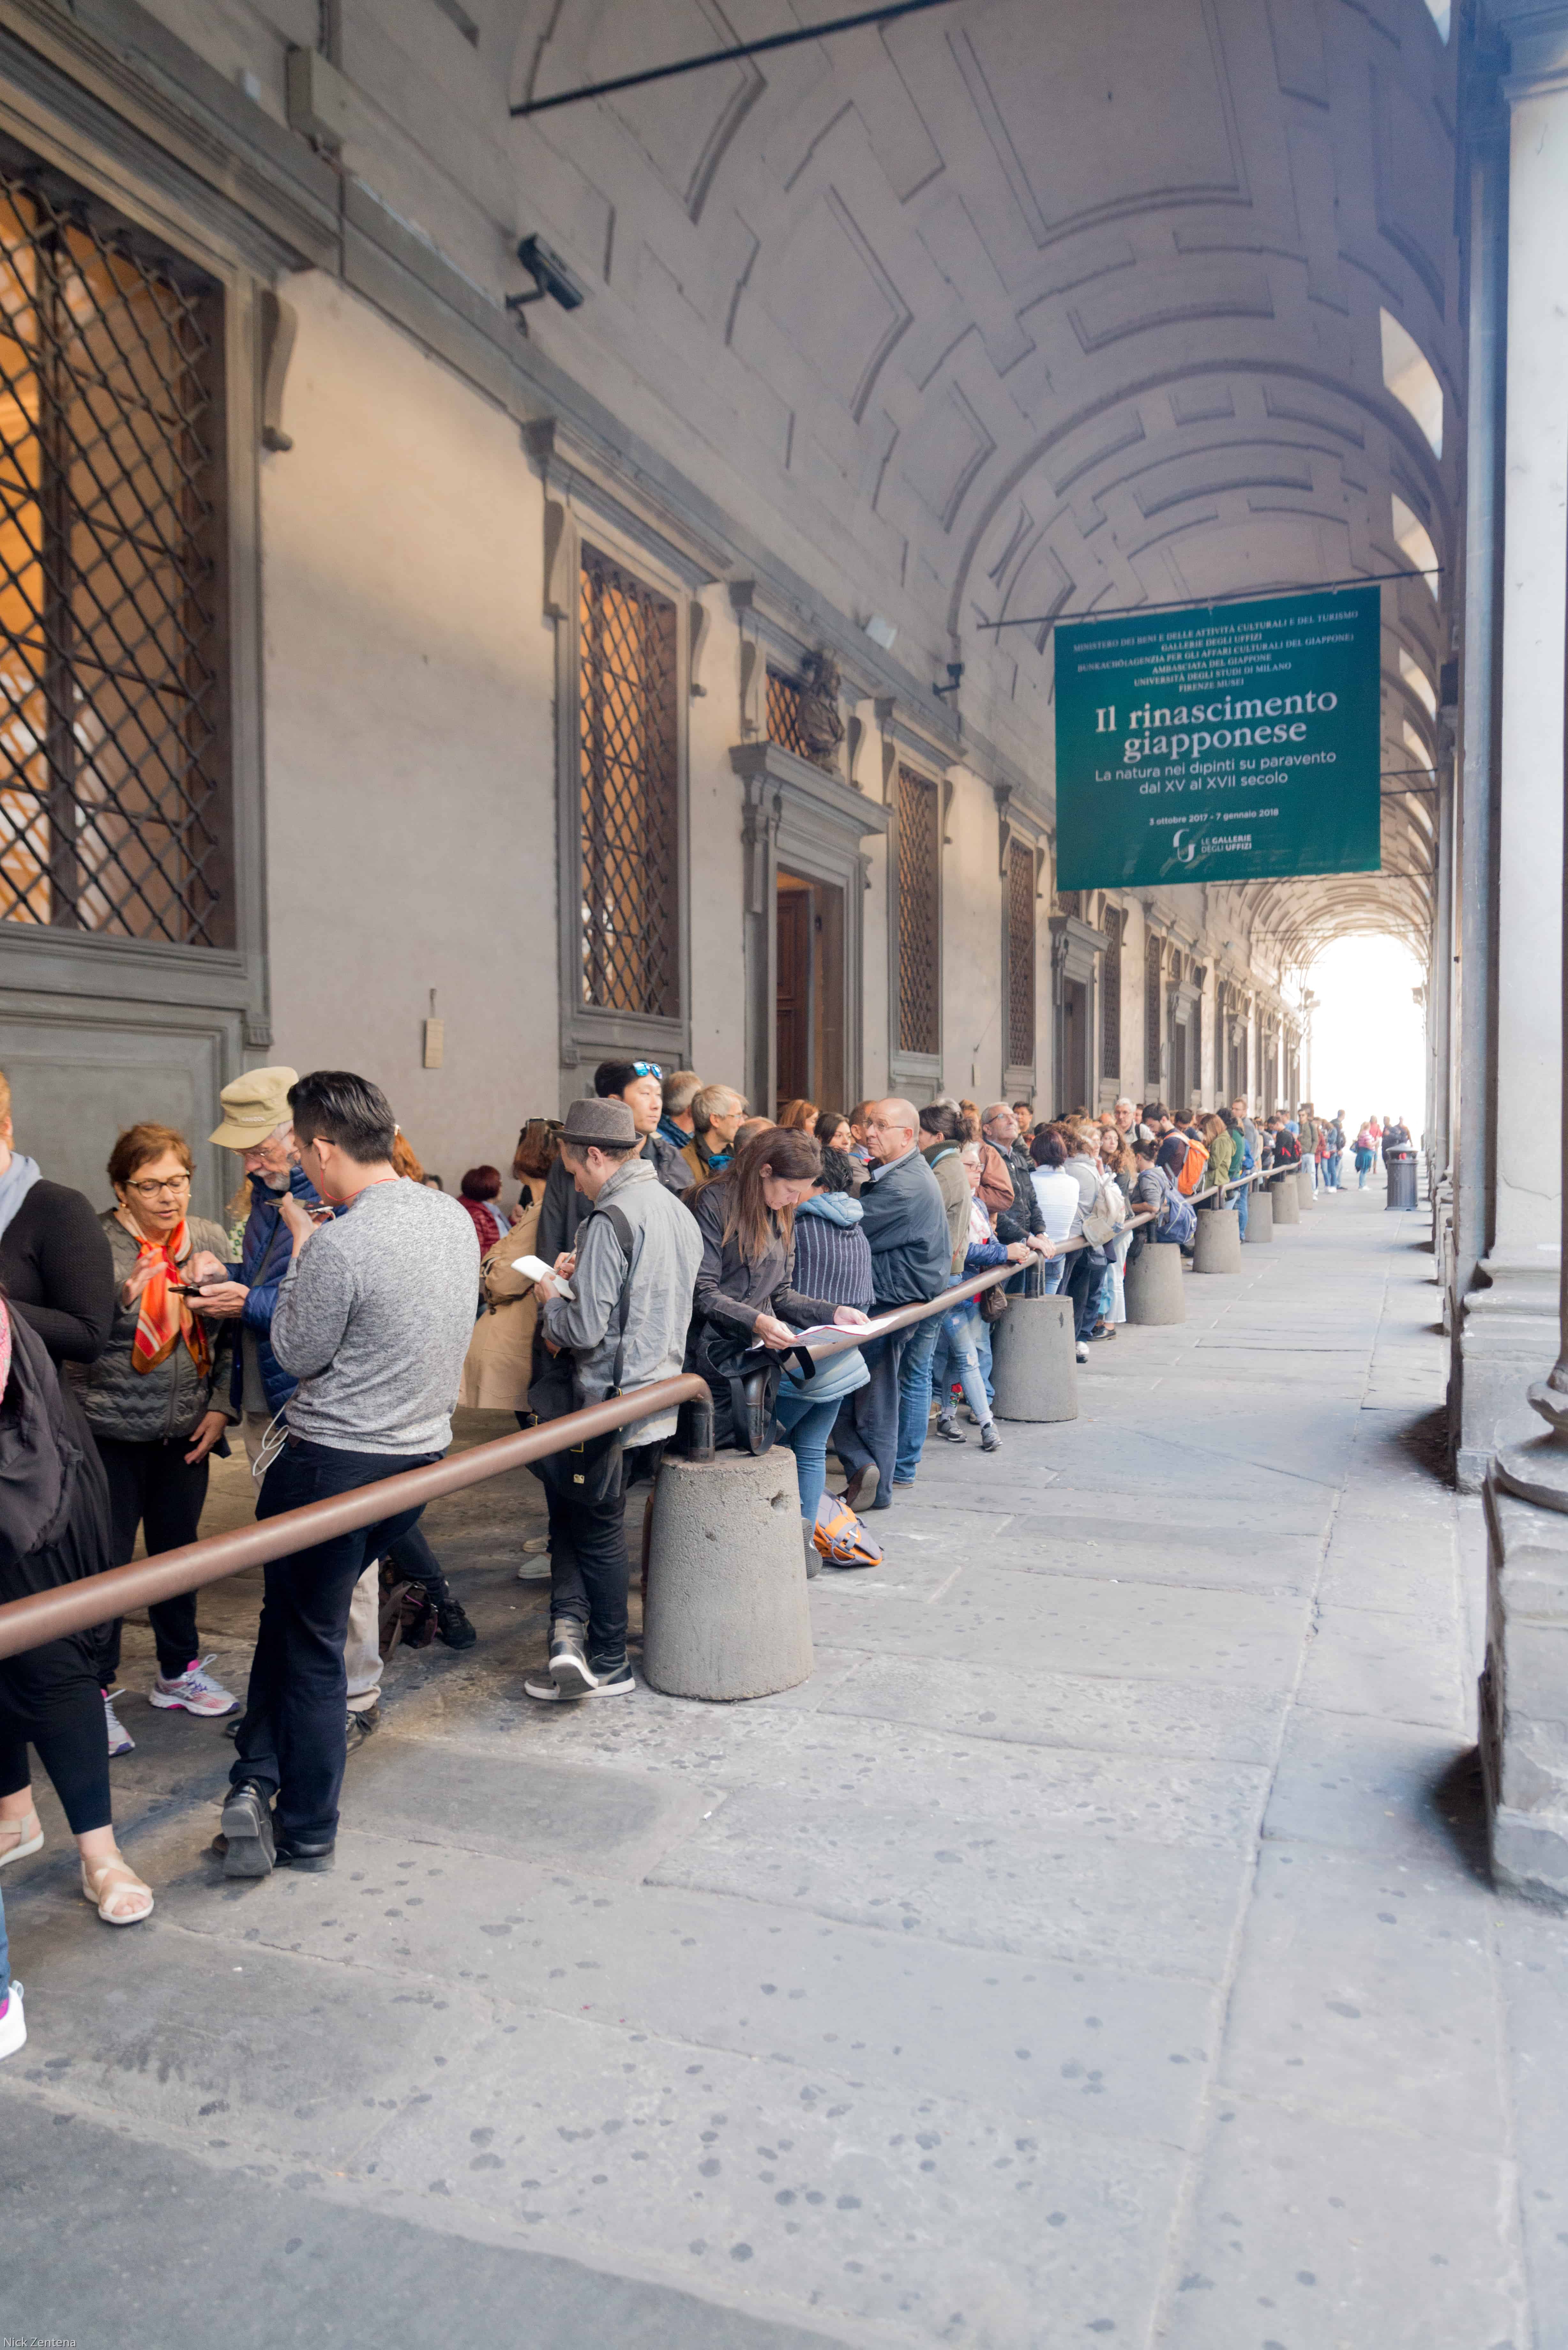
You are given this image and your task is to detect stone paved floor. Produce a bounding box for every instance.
[5,1178,1567,2349]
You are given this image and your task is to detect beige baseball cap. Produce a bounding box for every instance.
[209,1065,298,1150]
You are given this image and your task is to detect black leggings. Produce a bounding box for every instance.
[0,1638,113,1835]
[93,1433,210,1682]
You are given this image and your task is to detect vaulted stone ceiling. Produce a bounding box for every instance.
[499,0,1460,964]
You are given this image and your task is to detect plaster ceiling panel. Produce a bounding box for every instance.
[948,0,1245,245]
[586,0,762,222]
[897,382,998,531]
[761,187,912,419]
[1370,66,1451,312]
[1265,0,1331,104]
[1127,444,1318,519]
[1068,256,1275,351]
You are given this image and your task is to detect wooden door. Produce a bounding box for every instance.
[776,879,811,1106]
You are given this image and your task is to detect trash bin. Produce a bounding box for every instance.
[1385,1146,1418,1211]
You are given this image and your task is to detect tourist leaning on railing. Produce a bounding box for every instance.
[773,1146,875,1530]
[931,1141,1045,1454]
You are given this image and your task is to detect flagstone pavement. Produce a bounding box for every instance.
[4,1175,1565,2350]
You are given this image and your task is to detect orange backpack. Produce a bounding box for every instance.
[1175,1135,1208,1196]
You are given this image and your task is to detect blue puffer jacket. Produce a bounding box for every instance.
[227,1166,341,1418]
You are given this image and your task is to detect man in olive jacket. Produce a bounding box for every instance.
[833,1098,949,1513]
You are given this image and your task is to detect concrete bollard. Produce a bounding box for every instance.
[1298,1167,1315,1211]
[644,1451,813,1701]
[1271,1174,1300,1226]
[1244,1187,1273,1243]
[1124,1239,1186,1325]
[1192,1206,1242,1274]
[991,1292,1079,1422]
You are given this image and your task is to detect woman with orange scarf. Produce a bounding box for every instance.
[81,1124,241,1755]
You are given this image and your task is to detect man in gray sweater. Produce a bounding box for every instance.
[217,1071,478,1880]
[526,1096,701,1702]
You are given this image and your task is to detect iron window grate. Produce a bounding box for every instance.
[578,544,680,1019]
[1145,936,1163,1087]
[896,764,939,1057]
[0,159,227,945]
[1101,905,1121,1079]
[1006,837,1034,1069]
[765,668,811,760]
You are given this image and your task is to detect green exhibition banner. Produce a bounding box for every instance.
[1052,586,1382,890]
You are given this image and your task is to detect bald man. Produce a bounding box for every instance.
[832,1097,950,1513]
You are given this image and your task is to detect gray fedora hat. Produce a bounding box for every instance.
[561,1096,637,1148]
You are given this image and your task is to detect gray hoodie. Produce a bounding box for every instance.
[540,1156,702,1445]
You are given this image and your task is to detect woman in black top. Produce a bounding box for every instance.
[0,1293,153,1924]
[0,1070,115,1371]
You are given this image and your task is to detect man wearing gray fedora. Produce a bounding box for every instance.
[525,1096,701,1701]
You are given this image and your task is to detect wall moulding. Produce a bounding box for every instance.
[525,418,725,596]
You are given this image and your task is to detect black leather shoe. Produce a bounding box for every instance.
[275,1836,335,1873]
[217,1782,275,1879]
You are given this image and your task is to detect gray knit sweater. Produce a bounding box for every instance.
[272,1178,479,1455]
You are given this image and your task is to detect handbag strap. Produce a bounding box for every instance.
[579,1200,636,1397]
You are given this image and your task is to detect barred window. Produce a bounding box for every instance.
[1145,936,1163,1087]
[1101,906,1121,1079]
[765,668,810,760]
[1055,888,1080,918]
[1006,837,1035,1069]
[896,764,940,1057]
[0,155,227,943]
[578,544,679,1018]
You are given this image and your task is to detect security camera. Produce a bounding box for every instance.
[507,233,587,315]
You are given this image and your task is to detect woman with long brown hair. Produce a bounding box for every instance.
[687,1126,869,1447]
[776,1098,819,1134]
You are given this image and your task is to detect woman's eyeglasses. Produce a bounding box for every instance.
[125,1174,191,1198]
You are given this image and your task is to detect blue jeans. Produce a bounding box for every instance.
[936,1301,992,1426]
[1236,1183,1249,1237]
[774,1385,841,1524]
[894,1316,944,1482]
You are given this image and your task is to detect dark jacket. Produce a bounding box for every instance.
[0,1299,112,1601]
[227,1166,340,1418]
[85,1211,238,1444]
[992,1139,1044,1243]
[859,1147,951,1308]
[688,1180,837,1349]
[0,1179,115,1367]
[537,1133,689,1266]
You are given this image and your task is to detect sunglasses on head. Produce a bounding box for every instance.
[630,1061,663,1078]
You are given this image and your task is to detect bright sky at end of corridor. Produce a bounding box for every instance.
[1309,935,1428,1127]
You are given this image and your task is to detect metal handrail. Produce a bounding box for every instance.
[0,1376,715,1665]
[0,1158,1286,1662]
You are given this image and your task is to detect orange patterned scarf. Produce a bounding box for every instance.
[120,1215,209,1378]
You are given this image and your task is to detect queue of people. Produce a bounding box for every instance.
[0,1048,1391,2059]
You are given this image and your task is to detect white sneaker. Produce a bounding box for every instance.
[104,1694,135,1755]
[0,1980,26,2062]
[149,1656,239,1717]
[517,1535,551,1580]
[1075,1340,1089,1364]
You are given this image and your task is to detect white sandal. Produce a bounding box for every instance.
[0,1811,43,1869]
[80,1848,154,1926]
